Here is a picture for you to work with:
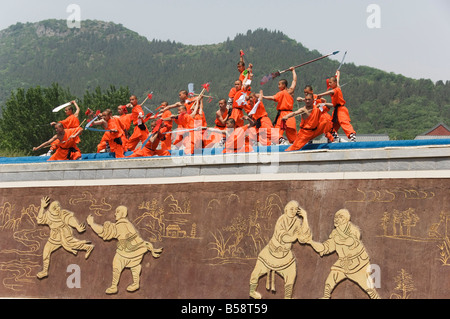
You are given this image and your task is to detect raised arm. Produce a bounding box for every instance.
[287,67,297,95]
[72,100,80,118]
[335,70,341,87]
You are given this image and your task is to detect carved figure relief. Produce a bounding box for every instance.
[249,200,311,299]
[36,196,94,279]
[307,209,380,299]
[87,205,163,294]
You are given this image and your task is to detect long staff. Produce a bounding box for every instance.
[260,51,340,85]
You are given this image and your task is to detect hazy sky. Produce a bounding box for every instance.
[1,0,449,82]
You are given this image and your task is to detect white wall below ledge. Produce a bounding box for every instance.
[1,143,449,188]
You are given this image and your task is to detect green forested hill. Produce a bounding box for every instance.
[0,19,449,148]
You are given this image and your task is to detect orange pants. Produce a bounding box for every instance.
[126,126,149,151]
[49,147,82,161]
[274,111,297,143]
[97,136,125,158]
[332,106,355,138]
[230,108,244,127]
[97,139,108,153]
[127,147,170,157]
[161,132,171,152]
[254,116,275,146]
[286,118,333,152]
[109,138,124,158]
[182,130,203,155]
[321,113,335,142]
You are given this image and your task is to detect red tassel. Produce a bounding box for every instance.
[202,82,210,92]
[152,119,163,134]
[280,119,287,130]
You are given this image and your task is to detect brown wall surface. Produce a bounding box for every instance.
[0,178,449,299]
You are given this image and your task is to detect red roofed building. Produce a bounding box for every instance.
[415,123,450,140]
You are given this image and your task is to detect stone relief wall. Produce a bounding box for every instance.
[0,178,448,299]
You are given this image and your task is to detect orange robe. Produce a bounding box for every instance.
[330,87,355,138]
[230,89,248,128]
[172,113,201,155]
[214,109,228,131]
[48,128,82,161]
[128,126,171,158]
[57,114,81,151]
[314,95,334,142]
[160,110,173,151]
[59,114,79,129]
[207,110,228,147]
[273,90,297,143]
[223,125,255,154]
[99,118,125,158]
[244,100,274,146]
[126,104,149,151]
[285,106,332,151]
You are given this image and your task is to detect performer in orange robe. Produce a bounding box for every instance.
[91,109,125,158]
[227,50,253,107]
[52,100,80,129]
[116,105,132,145]
[244,91,274,146]
[125,95,149,151]
[298,85,335,143]
[230,80,252,128]
[222,117,256,154]
[214,99,229,131]
[33,123,83,161]
[159,90,198,146]
[160,105,199,155]
[261,67,298,144]
[206,99,229,147]
[49,100,81,153]
[317,71,356,142]
[284,93,333,151]
[155,102,173,153]
[127,120,171,158]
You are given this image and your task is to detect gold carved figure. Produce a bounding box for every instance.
[87,206,163,294]
[36,196,94,279]
[307,209,380,299]
[249,200,311,299]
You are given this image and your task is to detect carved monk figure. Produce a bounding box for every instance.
[36,196,94,279]
[87,206,163,294]
[249,200,311,299]
[307,209,380,299]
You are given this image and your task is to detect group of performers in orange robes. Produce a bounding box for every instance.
[33,50,356,161]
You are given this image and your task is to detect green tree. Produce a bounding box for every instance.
[0,84,131,156]
[0,83,74,155]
